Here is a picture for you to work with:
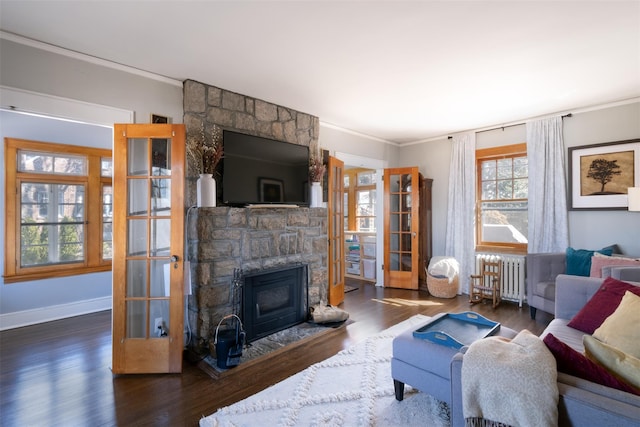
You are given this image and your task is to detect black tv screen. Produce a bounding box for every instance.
[221,131,310,206]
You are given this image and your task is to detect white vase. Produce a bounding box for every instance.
[197,174,216,207]
[310,182,322,208]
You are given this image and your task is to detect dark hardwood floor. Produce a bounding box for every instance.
[0,280,553,427]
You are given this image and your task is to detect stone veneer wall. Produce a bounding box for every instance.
[182,80,326,352]
[188,207,327,350]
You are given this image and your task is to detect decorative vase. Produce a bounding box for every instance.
[310,181,322,208]
[197,174,216,207]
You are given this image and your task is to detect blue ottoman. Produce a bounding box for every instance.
[391,314,517,413]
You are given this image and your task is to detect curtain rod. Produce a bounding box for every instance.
[447,113,572,139]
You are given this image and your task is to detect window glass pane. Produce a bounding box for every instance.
[497,158,512,179]
[356,189,376,232]
[514,157,528,178]
[514,178,528,199]
[480,201,528,244]
[151,219,171,257]
[150,260,171,297]
[481,160,496,180]
[481,181,496,200]
[151,139,171,176]
[497,179,513,199]
[128,219,148,256]
[343,192,349,230]
[102,157,113,177]
[357,217,375,232]
[151,179,171,215]
[103,185,113,260]
[127,260,147,297]
[18,150,87,175]
[357,171,375,186]
[128,179,148,215]
[343,175,349,188]
[126,300,147,338]
[56,223,84,262]
[128,138,149,176]
[20,182,85,267]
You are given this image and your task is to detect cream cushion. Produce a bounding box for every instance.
[584,335,640,390]
[593,291,640,358]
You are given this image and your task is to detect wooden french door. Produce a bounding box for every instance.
[112,124,185,374]
[383,167,420,289]
[328,156,345,306]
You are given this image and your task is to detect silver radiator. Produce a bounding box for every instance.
[475,253,526,307]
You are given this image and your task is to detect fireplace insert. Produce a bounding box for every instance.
[242,264,308,342]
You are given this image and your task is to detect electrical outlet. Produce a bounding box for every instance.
[154,317,164,336]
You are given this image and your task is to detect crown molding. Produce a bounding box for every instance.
[1,30,183,88]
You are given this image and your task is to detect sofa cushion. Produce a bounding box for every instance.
[584,335,640,390]
[590,254,640,278]
[566,247,613,277]
[593,291,640,358]
[543,333,640,395]
[567,277,640,334]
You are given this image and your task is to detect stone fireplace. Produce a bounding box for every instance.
[183,80,326,353]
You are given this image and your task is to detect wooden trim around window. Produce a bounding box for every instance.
[3,138,112,283]
[475,143,528,253]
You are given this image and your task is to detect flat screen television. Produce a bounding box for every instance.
[221,130,310,206]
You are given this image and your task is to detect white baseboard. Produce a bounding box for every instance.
[0,297,112,330]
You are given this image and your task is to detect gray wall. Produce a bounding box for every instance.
[397,102,640,258]
[1,36,638,325]
[318,124,398,166]
[0,39,183,123]
[0,38,183,325]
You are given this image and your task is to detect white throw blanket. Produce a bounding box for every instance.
[462,330,558,427]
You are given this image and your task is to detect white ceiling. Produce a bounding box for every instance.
[1,1,639,144]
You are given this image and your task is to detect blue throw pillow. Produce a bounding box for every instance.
[566,247,614,276]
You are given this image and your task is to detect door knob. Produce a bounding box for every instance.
[171,255,180,262]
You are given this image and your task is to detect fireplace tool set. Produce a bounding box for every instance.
[213,268,245,369]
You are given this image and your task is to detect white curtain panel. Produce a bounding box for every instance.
[445,132,476,294]
[526,116,569,253]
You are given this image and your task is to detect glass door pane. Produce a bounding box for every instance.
[125,136,172,339]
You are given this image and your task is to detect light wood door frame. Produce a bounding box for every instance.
[328,156,345,306]
[383,167,419,289]
[112,124,185,374]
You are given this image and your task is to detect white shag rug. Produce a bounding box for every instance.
[200,314,450,427]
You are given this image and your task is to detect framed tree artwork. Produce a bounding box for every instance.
[568,139,640,210]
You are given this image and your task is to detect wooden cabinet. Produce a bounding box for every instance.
[345,232,376,282]
[418,176,433,291]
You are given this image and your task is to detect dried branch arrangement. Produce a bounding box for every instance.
[187,123,223,175]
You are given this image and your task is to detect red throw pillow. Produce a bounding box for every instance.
[543,333,640,395]
[567,277,640,334]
